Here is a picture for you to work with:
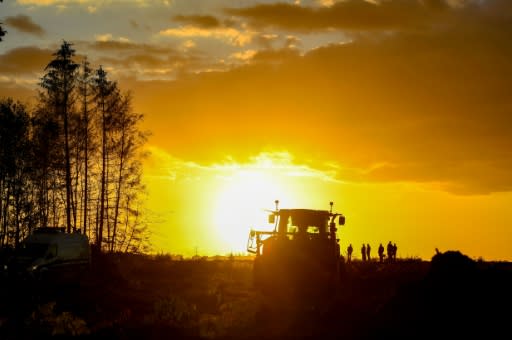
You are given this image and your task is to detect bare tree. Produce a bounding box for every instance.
[93,66,115,249]
[77,58,94,236]
[109,93,148,252]
[31,104,64,230]
[40,41,79,233]
[0,99,32,248]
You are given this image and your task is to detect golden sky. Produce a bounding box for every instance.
[1,0,512,260]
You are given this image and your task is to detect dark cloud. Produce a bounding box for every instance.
[5,14,45,37]
[99,54,167,69]
[225,0,466,32]
[0,46,52,74]
[82,40,207,76]
[97,54,197,73]
[129,19,139,29]
[173,15,221,29]
[171,14,240,31]
[87,40,177,56]
[96,57,211,80]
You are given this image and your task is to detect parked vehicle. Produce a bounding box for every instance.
[2,227,90,283]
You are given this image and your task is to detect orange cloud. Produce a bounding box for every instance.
[5,14,45,37]
[225,0,466,32]
[159,26,254,46]
[0,46,53,74]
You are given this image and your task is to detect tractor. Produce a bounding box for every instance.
[247,201,346,295]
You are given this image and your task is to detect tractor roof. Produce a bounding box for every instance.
[278,209,330,218]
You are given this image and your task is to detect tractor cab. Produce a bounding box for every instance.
[247,201,346,294]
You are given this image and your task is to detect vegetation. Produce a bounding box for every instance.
[0,41,149,253]
[0,253,510,339]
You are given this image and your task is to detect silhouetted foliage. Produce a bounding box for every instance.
[0,99,33,247]
[0,41,149,253]
[371,250,512,338]
[40,41,79,233]
[77,58,93,238]
[1,252,509,339]
[0,1,5,42]
[93,66,114,249]
[430,249,476,279]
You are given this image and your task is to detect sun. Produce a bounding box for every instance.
[212,169,292,253]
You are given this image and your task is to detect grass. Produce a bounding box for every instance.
[0,252,510,339]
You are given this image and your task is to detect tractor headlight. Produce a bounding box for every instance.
[30,265,38,271]
[2,264,7,271]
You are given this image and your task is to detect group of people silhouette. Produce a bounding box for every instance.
[345,241,398,263]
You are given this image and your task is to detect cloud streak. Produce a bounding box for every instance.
[0,46,53,74]
[225,0,470,32]
[172,15,222,29]
[16,0,171,6]
[159,25,254,46]
[5,14,45,37]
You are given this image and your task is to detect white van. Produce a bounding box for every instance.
[9,227,90,282]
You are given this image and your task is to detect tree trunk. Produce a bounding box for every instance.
[112,129,126,252]
[2,185,10,246]
[98,98,106,248]
[63,98,73,233]
[83,110,89,236]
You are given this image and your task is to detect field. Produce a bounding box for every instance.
[0,251,511,339]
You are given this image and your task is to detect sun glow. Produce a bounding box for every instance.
[212,168,292,253]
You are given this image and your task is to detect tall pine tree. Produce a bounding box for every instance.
[40,41,79,233]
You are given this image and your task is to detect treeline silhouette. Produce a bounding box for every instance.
[0,41,149,253]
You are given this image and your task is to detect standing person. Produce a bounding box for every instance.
[366,243,371,261]
[378,243,385,263]
[387,241,393,262]
[347,244,353,263]
[361,244,366,262]
[393,243,398,261]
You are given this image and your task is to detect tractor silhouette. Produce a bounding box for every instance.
[247,201,346,295]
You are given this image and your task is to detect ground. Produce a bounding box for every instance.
[0,251,510,339]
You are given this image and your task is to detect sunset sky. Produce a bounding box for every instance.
[1,0,512,260]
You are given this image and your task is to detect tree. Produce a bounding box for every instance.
[77,58,94,237]
[31,106,62,230]
[91,68,150,252]
[109,93,148,252]
[40,41,79,233]
[92,66,115,248]
[0,1,6,42]
[1,41,150,254]
[0,99,32,248]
